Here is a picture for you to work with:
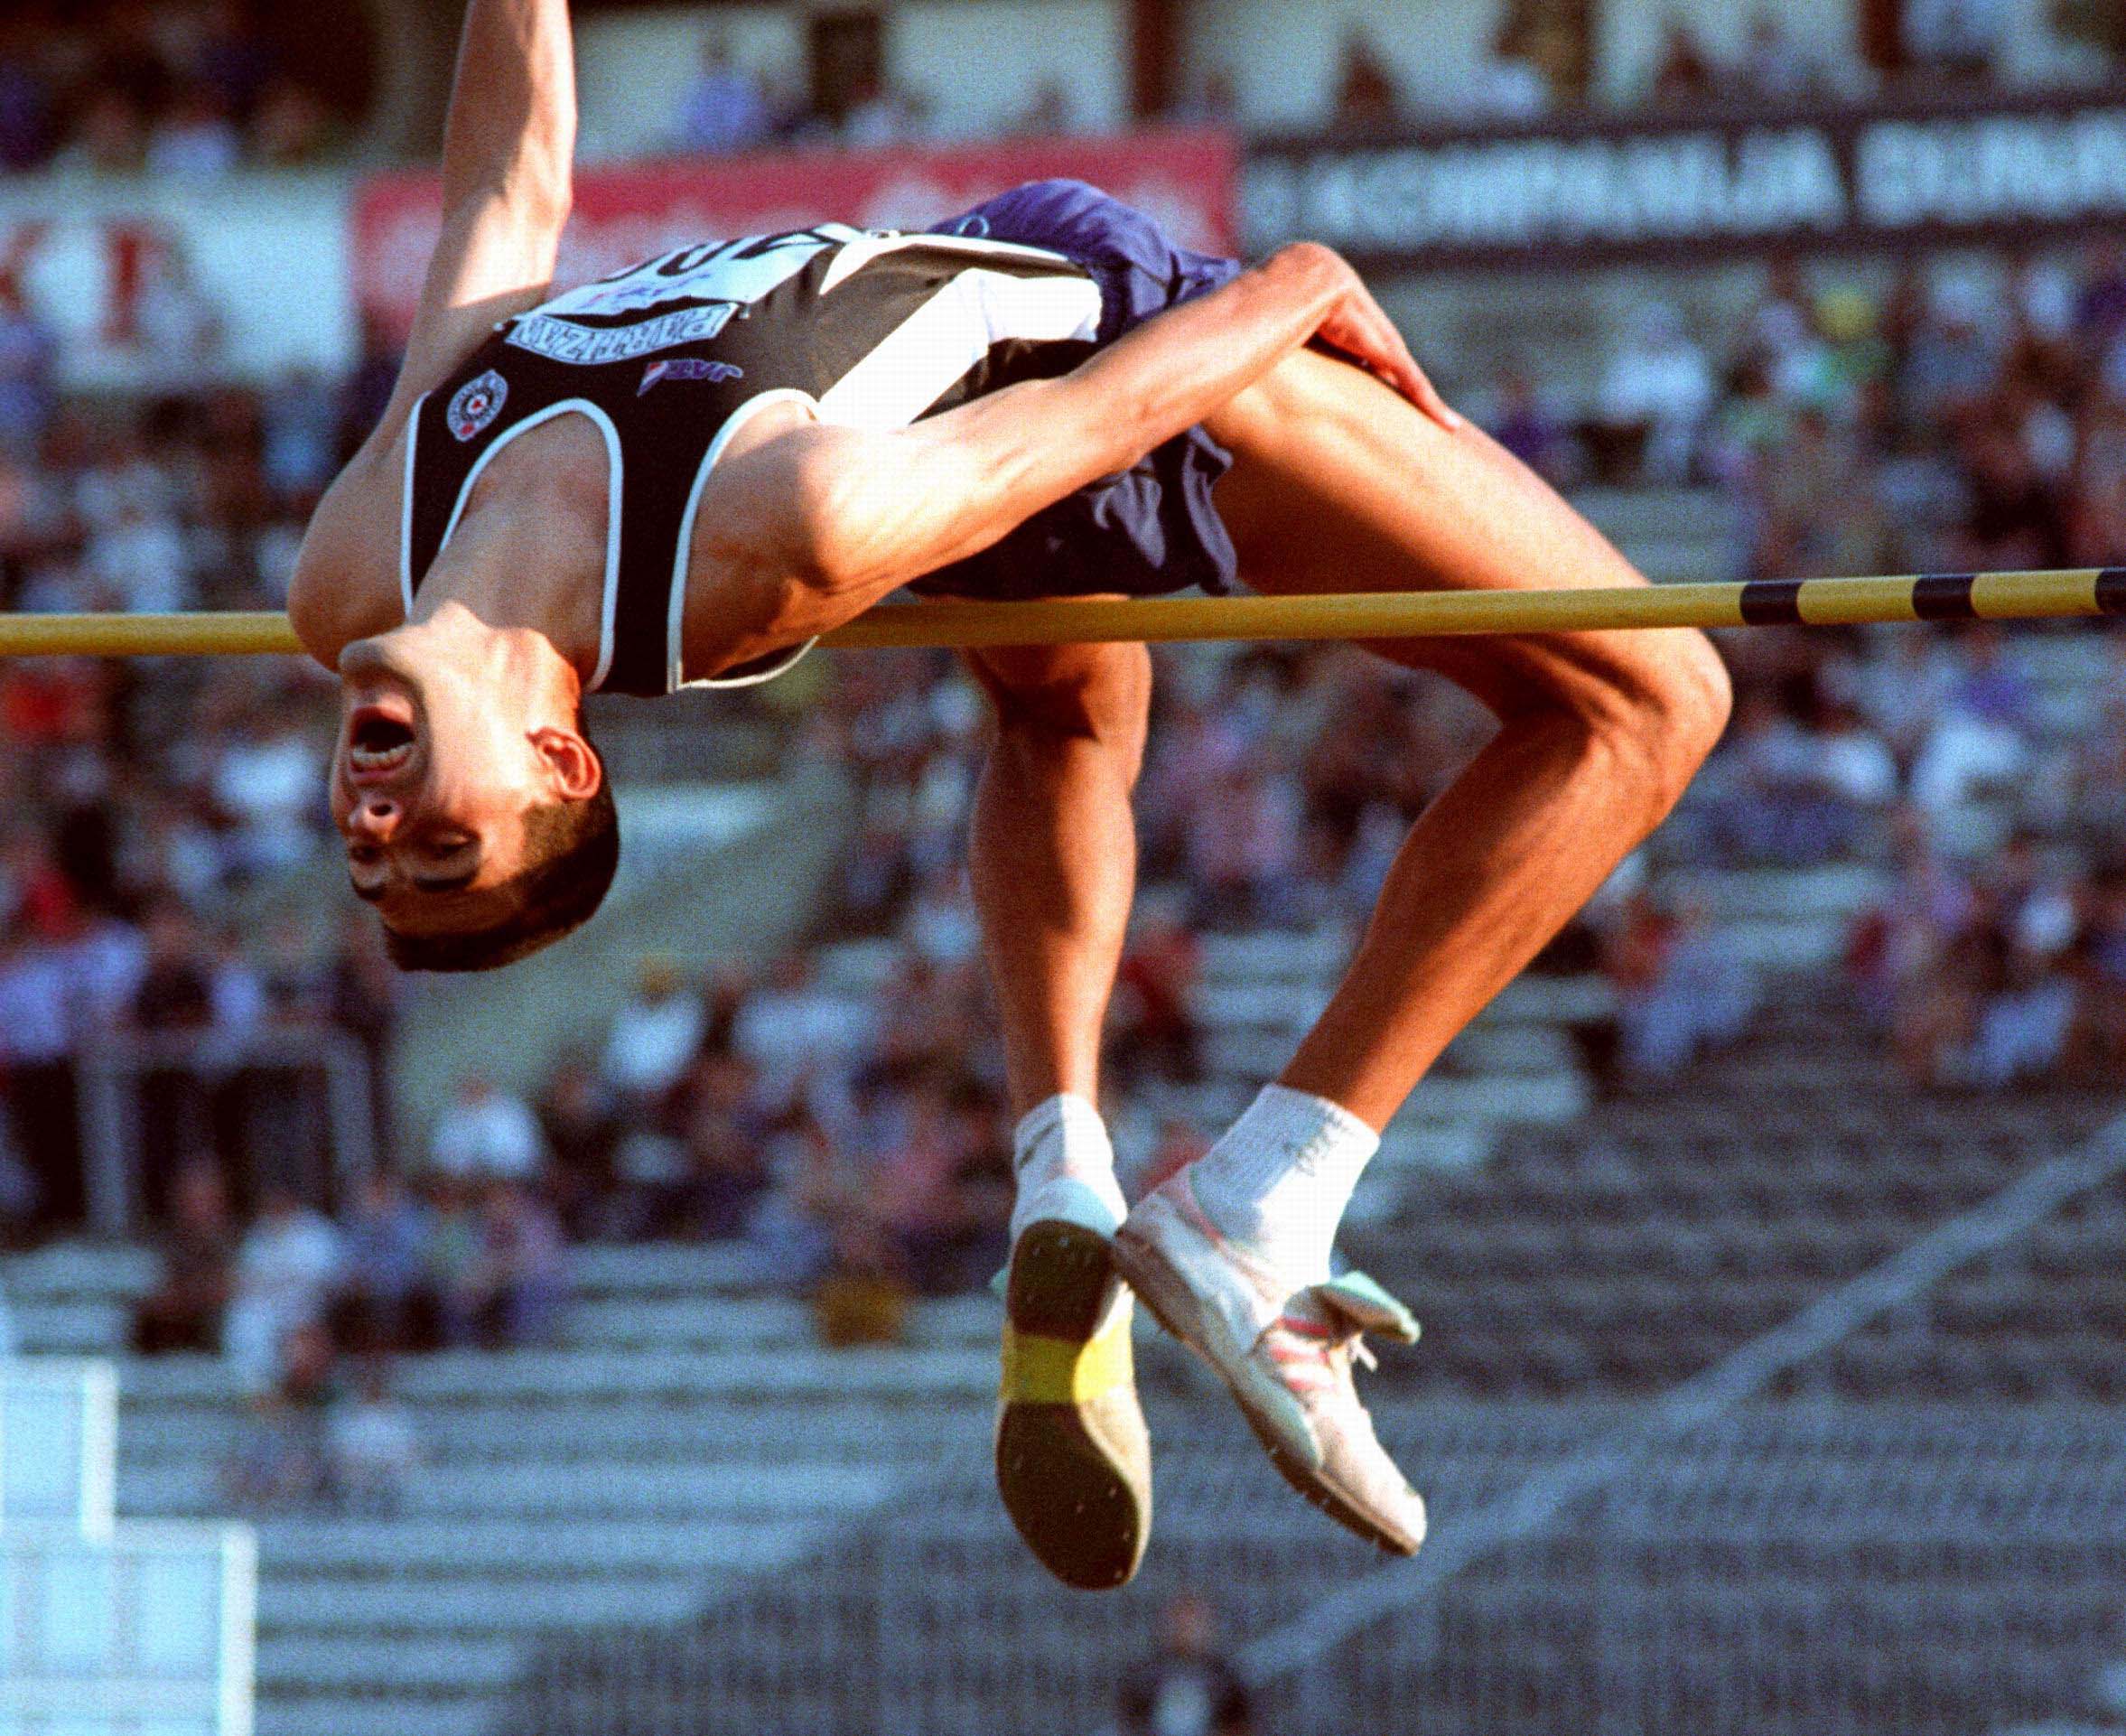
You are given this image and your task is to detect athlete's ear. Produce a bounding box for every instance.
[529,726,602,801]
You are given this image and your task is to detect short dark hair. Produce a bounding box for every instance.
[381,777,620,973]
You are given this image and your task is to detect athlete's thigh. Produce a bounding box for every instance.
[1206,348,1702,718]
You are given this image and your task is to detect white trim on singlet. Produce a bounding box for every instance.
[817,229,1082,295]
[427,400,626,694]
[397,392,428,620]
[815,267,1102,432]
[667,388,823,694]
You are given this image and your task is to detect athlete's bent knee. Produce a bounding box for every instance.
[968,642,1152,765]
[1615,630,1731,814]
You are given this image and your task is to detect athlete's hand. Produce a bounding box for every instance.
[1304,247,1461,433]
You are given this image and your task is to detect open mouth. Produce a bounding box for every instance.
[347,708,415,777]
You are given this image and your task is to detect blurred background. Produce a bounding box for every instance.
[2,2,2125,1733]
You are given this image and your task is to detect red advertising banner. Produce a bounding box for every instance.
[352,131,1237,340]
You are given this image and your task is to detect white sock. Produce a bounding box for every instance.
[1010,1093,1128,1244]
[1185,1084,1379,1283]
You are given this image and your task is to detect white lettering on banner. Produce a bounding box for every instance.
[1278,128,1846,253]
[1859,109,2126,227]
[1249,102,2126,258]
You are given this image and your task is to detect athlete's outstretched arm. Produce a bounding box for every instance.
[378,0,577,431]
[716,242,1457,613]
[290,0,576,663]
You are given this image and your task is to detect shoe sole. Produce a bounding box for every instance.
[994,1218,1152,1591]
[1114,1221,1419,1558]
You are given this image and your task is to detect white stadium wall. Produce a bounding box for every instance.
[890,1,1128,137]
[575,0,1128,161]
[1184,0,1509,129]
[0,172,353,390]
[574,5,810,162]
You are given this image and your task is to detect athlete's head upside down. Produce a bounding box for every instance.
[332,609,617,972]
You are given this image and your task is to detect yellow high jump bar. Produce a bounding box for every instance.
[0,569,2120,658]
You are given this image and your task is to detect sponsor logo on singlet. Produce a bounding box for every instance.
[447,369,508,441]
[502,228,861,367]
[639,359,746,396]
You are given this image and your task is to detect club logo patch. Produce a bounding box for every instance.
[447,369,508,441]
[639,358,746,396]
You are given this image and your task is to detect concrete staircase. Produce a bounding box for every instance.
[0,1242,1001,1736]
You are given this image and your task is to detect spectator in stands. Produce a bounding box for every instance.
[0,285,57,460]
[0,23,56,171]
[1594,302,1714,484]
[210,710,320,876]
[427,1072,546,1185]
[734,951,872,1115]
[224,1318,336,1509]
[675,33,771,155]
[1107,904,1203,1088]
[1010,79,1072,138]
[1603,891,1756,1086]
[1463,14,1551,118]
[1738,13,1842,100]
[327,1365,422,1515]
[146,84,238,176]
[1329,29,1403,134]
[1647,23,1720,106]
[870,1076,1005,1293]
[743,1108,846,1289]
[1118,1592,1254,1736]
[132,1158,236,1354]
[1903,275,2009,428]
[1181,755,1306,931]
[1485,366,1576,486]
[0,923,78,1230]
[1902,0,2009,85]
[336,1170,432,1355]
[126,899,225,1192]
[667,1051,769,1240]
[249,76,331,165]
[441,1181,565,1348]
[63,87,149,173]
[536,1046,621,1236]
[224,1183,342,1392]
[600,956,705,1113]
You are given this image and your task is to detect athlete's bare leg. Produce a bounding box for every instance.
[963,635,1154,1592]
[963,637,1152,1118]
[1111,350,1730,1556]
[1206,348,1733,1129]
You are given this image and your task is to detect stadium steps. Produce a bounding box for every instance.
[388,759,857,1135]
[0,1237,1003,1736]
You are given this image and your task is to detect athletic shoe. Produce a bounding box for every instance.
[1114,1170,1425,1555]
[994,1214,1152,1591]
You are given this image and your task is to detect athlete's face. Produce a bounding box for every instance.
[330,636,555,934]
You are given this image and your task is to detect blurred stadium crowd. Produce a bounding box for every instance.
[1,0,2123,1490]
[0,0,2110,182]
[0,0,340,175]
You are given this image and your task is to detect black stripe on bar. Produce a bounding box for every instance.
[1739,579,1804,625]
[1912,573,1978,620]
[2099,569,2126,616]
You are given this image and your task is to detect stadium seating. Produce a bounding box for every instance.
[8,860,2125,1735]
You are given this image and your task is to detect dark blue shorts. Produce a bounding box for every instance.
[915,179,1244,603]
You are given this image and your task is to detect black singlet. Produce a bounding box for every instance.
[403,225,1104,696]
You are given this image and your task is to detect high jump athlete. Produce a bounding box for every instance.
[291,0,1730,1591]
